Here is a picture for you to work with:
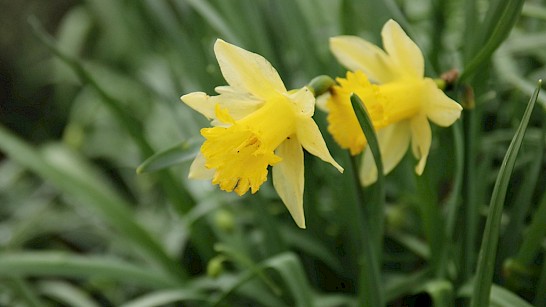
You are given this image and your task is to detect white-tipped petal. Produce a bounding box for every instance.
[359,122,411,186]
[214,39,286,100]
[188,152,215,180]
[381,19,424,79]
[330,36,396,83]
[424,80,463,127]
[410,114,431,175]
[273,137,306,228]
[296,118,344,173]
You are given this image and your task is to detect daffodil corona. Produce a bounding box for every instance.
[181,39,343,228]
[326,19,462,185]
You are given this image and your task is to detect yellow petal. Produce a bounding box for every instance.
[423,79,463,127]
[381,19,424,79]
[296,118,344,173]
[214,39,286,100]
[330,36,396,83]
[287,87,315,118]
[410,114,431,175]
[188,152,215,180]
[272,137,305,228]
[181,91,263,124]
[180,92,216,120]
[359,122,411,186]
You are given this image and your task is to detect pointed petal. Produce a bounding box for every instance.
[423,79,463,127]
[287,87,315,117]
[359,122,411,186]
[410,114,432,175]
[181,92,216,120]
[296,118,344,173]
[381,19,424,79]
[188,152,215,180]
[181,91,263,123]
[273,137,306,228]
[214,39,286,100]
[330,36,396,84]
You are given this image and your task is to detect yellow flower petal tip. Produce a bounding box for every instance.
[181,40,342,227]
[326,20,462,184]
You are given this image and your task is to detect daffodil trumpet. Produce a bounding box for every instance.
[181,39,343,228]
[325,19,463,186]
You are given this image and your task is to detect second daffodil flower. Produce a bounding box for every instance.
[325,19,462,185]
[181,39,343,228]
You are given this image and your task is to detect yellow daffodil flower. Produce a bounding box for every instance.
[326,19,462,185]
[181,39,343,228]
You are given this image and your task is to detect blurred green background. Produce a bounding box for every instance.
[1,0,545,306]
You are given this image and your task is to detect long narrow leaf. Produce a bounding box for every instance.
[470,80,541,307]
[350,94,385,307]
[0,252,179,288]
[0,125,184,280]
[137,139,200,174]
[461,0,525,81]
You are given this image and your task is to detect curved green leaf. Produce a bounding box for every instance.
[137,139,200,174]
[470,80,541,307]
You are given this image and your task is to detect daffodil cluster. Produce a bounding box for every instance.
[180,20,462,228]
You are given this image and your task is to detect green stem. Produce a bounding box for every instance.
[415,175,445,278]
[349,156,384,307]
[461,106,479,283]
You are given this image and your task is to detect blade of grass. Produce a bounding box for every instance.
[8,278,45,307]
[419,279,454,307]
[119,289,208,307]
[137,139,200,174]
[37,281,101,307]
[0,125,185,280]
[28,16,196,216]
[184,0,240,44]
[461,96,479,282]
[0,252,180,288]
[501,115,544,261]
[535,253,546,307]
[350,93,385,307]
[470,80,541,307]
[415,174,445,277]
[264,253,314,307]
[460,0,525,81]
[514,184,546,266]
[460,283,534,307]
[384,268,432,302]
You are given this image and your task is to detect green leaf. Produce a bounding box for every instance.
[470,80,541,307]
[37,281,101,307]
[350,93,385,307]
[0,252,179,288]
[0,126,184,281]
[461,0,525,81]
[137,139,200,174]
[119,289,208,307]
[419,279,454,307]
[263,253,314,307]
[460,283,533,307]
[184,0,240,44]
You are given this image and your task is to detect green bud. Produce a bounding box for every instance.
[214,209,235,232]
[308,75,336,97]
[207,256,226,278]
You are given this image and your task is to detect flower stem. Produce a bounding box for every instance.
[349,155,384,307]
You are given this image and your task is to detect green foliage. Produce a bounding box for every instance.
[1,0,545,306]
